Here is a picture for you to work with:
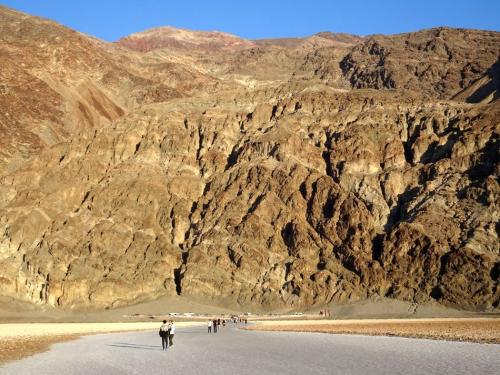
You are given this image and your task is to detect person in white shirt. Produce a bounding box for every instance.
[169,320,176,347]
[159,320,170,350]
[208,319,213,333]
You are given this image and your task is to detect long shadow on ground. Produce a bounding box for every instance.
[107,344,162,351]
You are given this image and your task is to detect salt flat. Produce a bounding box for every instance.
[1,323,499,375]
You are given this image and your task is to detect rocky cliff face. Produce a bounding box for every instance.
[0,6,498,311]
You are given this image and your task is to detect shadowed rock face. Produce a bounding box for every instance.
[0,6,498,311]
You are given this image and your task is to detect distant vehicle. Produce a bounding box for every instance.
[292,312,304,316]
[183,312,195,316]
[168,312,179,316]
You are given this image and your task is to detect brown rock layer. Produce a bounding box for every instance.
[0,6,498,311]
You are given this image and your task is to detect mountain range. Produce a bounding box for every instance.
[0,5,498,313]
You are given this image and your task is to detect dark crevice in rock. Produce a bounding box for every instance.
[490,262,499,281]
[284,262,292,280]
[227,247,241,267]
[317,260,326,271]
[466,135,498,180]
[306,180,319,216]
[299,181,307,200]
[81,191,91,205]
[430,286,443,300]
[420,135,458,164]
[246,194,265,217]
[195,126,204,161]
[371,233,385,261]
[173,251,189,296]
[134,141,141,154]
[322,196,335,219]
[430,252,451,301]
[270,105,278,120]
[438,252,451,276]
[403,122,421,164]
[321,151,334,177]
[281,222,294,248]
[173,267,182,295]
[385,186,420,231]
[225,145,241,171]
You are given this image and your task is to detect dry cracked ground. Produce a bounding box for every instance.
[0,5,499,315]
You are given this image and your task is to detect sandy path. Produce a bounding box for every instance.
[1,324,499,374]
[246,318,500,343]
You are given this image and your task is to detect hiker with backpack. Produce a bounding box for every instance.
[159,320,170,350]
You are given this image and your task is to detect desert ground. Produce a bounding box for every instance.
[246,318,500,344]
[1,323,499,375]
[1,317,499,366]
[0,322,202,365]
[2,296,499,365]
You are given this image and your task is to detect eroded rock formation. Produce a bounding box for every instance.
[0,6,498,311]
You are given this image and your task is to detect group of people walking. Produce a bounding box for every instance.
[159,320,176,350]
[159,316,248,349]
[207,317,246,333]
[207,318,225,333]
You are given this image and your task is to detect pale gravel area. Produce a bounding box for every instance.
[1,324,499,375]
[250,318,498,325]
[247,318,500,343]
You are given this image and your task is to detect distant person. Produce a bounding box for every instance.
[159,320,170,350]
[208,319,213,333]
[217,318,221,327]
[169,320,176,347]
[222,319,226,327]
[213,319,218,333]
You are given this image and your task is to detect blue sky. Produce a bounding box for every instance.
[1,0,499,41]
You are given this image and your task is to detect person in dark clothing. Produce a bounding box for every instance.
[159,320,170,350]
[213,319,218,333]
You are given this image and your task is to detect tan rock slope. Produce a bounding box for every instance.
[0,6,498,312]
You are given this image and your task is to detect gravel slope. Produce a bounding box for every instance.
[1,324,499,375]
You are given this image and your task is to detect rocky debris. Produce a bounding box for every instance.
[0,5,498,311]
[337,28,500,100]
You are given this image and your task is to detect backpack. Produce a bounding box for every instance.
[160,326,170,337]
